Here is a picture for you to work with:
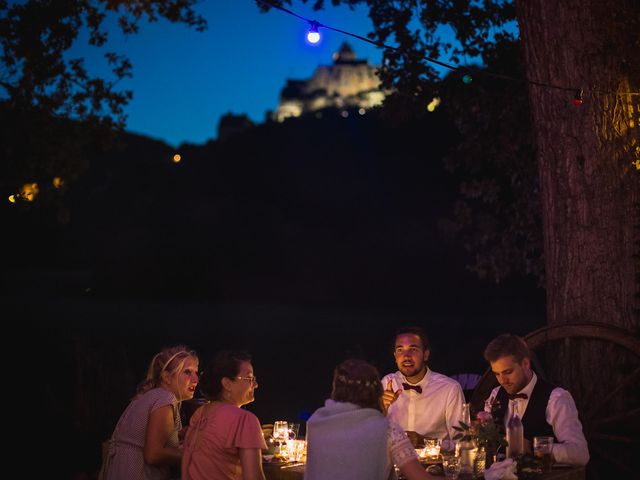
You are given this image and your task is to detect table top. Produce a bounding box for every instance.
[262,462,305,480]
[262,463,586,480]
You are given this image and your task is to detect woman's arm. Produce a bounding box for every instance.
[143,405,183,466]
[399,458,430,480]
[239,448,266,480]
[389,420,429,480]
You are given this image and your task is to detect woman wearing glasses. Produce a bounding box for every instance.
[101,345,200,480]
[305,358,431,480]
[182,350,266,480]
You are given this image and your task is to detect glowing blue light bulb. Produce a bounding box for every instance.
[307,30,320,43]
[307,21,321,44]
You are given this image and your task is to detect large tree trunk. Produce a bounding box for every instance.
[515,1,639,475]
[515,0,639,330]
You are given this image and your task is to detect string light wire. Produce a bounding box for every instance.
[255,0,639,97]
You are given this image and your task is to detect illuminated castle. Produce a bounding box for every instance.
[274,43,385,122]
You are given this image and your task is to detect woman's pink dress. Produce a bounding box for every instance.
[182,402,267,480]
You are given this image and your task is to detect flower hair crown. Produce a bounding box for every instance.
[336,375,377,387]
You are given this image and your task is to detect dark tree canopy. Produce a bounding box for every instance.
[263,0,541,283]
[0,0,206,193]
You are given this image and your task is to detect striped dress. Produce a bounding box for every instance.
[102,387,182,480]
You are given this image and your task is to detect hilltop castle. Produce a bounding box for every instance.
[273,42,386,122]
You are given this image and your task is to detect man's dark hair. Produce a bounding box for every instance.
[394,326,430,351]
[483,334,530,363]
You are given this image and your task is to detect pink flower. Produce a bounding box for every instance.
[476,411,493,424]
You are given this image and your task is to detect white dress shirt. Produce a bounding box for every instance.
[485,373,589,466]
[382,368,465,440]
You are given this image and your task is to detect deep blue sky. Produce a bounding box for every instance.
[71,1,385,147]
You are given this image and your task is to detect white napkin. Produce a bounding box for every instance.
[484,458,518,480]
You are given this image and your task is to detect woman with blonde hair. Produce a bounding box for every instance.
[101,345,199,480]
[305,358,431,480]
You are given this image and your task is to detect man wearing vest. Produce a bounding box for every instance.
[483,334,589,465]
[382,326,465,448]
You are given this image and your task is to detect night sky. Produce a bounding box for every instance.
[69,1,384,146]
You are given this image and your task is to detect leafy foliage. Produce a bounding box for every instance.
[437,39,543,283]
[452,413,508,454]
[0,0,206,193]
[1,0,205,126]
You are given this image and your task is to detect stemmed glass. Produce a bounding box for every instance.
[288,423,300,441]
[285,423,300,460]
[272,421,289,456]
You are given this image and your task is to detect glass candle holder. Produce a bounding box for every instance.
[424,438,442,459]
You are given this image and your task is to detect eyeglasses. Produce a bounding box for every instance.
[235,376,258,385]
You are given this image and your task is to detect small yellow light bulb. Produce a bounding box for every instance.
[173,154,182,163]
[427,97,441,112]
[20,182,39,201]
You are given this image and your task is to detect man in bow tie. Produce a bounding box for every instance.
[382,326,465,448]
[483,334,589,466]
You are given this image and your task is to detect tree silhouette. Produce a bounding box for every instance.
[0,0,206,197]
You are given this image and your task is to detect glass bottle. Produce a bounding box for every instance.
[458,403,478,475]
[473,446,486,479]
[506,400,524,458]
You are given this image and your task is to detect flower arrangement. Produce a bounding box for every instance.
[452,410,509,455]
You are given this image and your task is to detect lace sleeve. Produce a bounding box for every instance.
[388,420,418,467]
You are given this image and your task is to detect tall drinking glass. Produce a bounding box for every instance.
[533,436,554,473]
[442,455,462,480]
[288,422,300,440]
[272,421,288,456]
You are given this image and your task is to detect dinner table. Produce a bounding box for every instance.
[262,462,586,480]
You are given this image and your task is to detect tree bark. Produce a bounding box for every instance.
[515,0,639,329]
[515,2,639,474]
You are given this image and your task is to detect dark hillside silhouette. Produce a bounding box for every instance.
[1,106,545,478]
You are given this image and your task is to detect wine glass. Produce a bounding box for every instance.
[285,423,300,459]
[288,423,300,440]
[272,421,288,455]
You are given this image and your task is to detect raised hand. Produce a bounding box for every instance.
[382,380,401,412]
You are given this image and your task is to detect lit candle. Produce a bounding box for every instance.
[424,438,441,458]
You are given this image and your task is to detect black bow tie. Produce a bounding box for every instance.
[508,393,528,400]
[402,382,422,394]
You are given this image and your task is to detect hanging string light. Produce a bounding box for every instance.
[307,20,321,44]
[427,97,441,112]
[255,0,639,103]
[573,89,584,106]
